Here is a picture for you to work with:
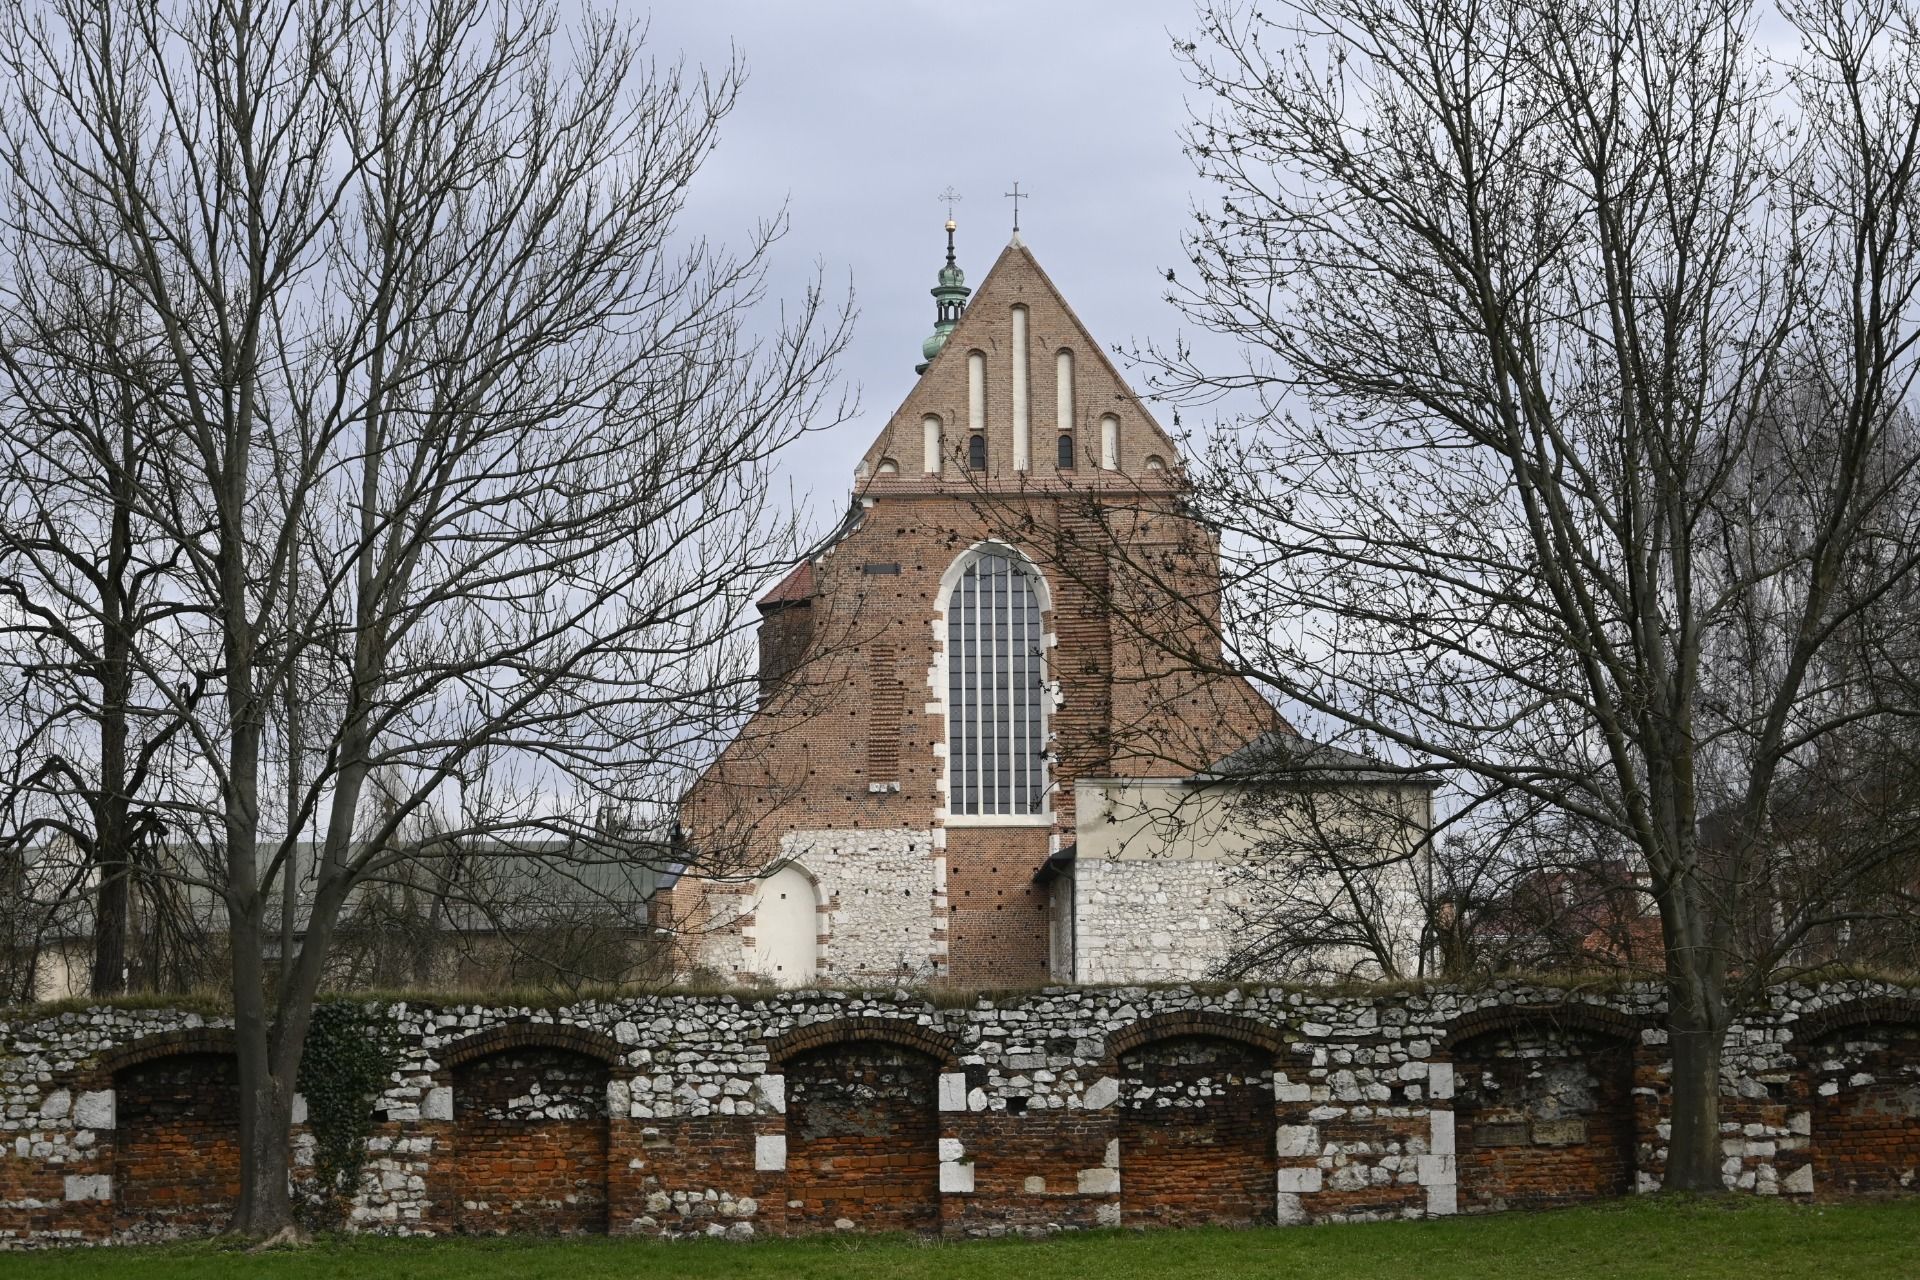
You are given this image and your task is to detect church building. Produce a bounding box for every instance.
[668,222,1426,988]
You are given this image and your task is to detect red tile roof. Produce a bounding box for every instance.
[757,560,815,610]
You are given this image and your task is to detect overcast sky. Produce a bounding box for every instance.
[642,2,1225,538]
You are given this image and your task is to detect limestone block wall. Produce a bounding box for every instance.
[785,829,942,982]
[1071,857,1236,982]
[0,980,1917,1246]
[702,829,942,984]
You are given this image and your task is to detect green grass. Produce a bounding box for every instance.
[2,1198,1916,1280]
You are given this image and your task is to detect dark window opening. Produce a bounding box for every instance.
[946,549,1047,816]
[968,433,987,469]
[1057,434,1076,469]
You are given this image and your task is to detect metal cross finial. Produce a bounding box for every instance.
[1004,181,1027,232]
[938,186,963,223]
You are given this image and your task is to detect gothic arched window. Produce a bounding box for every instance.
[967,433,987,470]
[946,547,1047,816]
[1057,433,1076,469]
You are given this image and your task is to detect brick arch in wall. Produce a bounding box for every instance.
[1439,1002,1646,1052]
[95,1026,239,1079]
[1442,1006,1640,1213]
[441,1021,617,1236]
[438,1020,625,1069]
[1795,999,1920,1196]
[1110,1013,1284,1229]
[1792,996,1920,1045]
[765,1016,960,1068]
[103,1029,243,1241]
[775,1027,947,1235]
[1103,1010,1290,1066]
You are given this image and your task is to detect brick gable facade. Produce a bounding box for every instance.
[671,236,1282,987]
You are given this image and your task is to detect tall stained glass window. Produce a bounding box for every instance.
[946,549,1047,816]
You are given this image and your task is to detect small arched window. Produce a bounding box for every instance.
[1057,433,1076,469]
[876,456,899,475]
[967,433,987,470]
[946,547,1047,816]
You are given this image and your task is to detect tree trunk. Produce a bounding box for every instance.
[89,866,128,997]
[227,899,298,1237]
[1661,977,1730,1193]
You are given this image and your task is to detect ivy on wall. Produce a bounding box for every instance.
[296,1000,398,1228]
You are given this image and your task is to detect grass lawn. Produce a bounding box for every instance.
[1,1198,1915,1279]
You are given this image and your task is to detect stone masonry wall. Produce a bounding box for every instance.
[1072,857,1235,982]
[784,829,941,982]
[0,980,1917,1246]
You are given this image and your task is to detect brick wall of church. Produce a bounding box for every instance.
[5,980,1919,1247]
[676,486,1269,988]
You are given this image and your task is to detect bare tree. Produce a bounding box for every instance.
[0,0,848,1238]
[0,268,202,996]
[1143,0,1920,1191]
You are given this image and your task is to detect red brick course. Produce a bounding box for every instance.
[784,1042,941,1235]
[1118,1036,1278,1228]
[1810,1024,1920,1195]
[112,1052,241,1238]
[1453,1026,1636,1212]
[451,1047,609,1235]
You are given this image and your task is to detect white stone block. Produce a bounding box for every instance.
[1426,1183,1458,1216]
[937,1072,968,1111]
[940,1161,975,1193]
[1417,1154,1456,1187]
[73,1090,114,1130]
[939,1137,966,1163]
[1429,1109,1456,1155]
[754,1134,787,1172]
[1077,1167,1120,1195]
[1275,1125,1319,1159]
[1783,1164,1815,1195]
[1275,1166,1322,1194]
[64,1174,110,1202]
[1095,1201,1121,1226]
[290,1093,308,1126]
[1104,1138,1120,1169]
[423,1087,453,1121]
[1427,1063,1455,1100]
[1082,1076,1119,1110]
[756,1074,786,1114]
[39,1089,70,1121]
[1788,1111,1812,1136]
[967,1087,988,1112]
[1275,1192,1307,1225]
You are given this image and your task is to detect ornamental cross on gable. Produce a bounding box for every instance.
[1005,181,1028,232]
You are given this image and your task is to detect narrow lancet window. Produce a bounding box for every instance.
[946,548,1047,816]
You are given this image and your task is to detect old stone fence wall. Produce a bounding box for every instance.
[2,978,1919,1245]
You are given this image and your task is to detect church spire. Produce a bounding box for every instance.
[917,215,970,373]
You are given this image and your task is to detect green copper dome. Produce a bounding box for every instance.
[917,220,970,372]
